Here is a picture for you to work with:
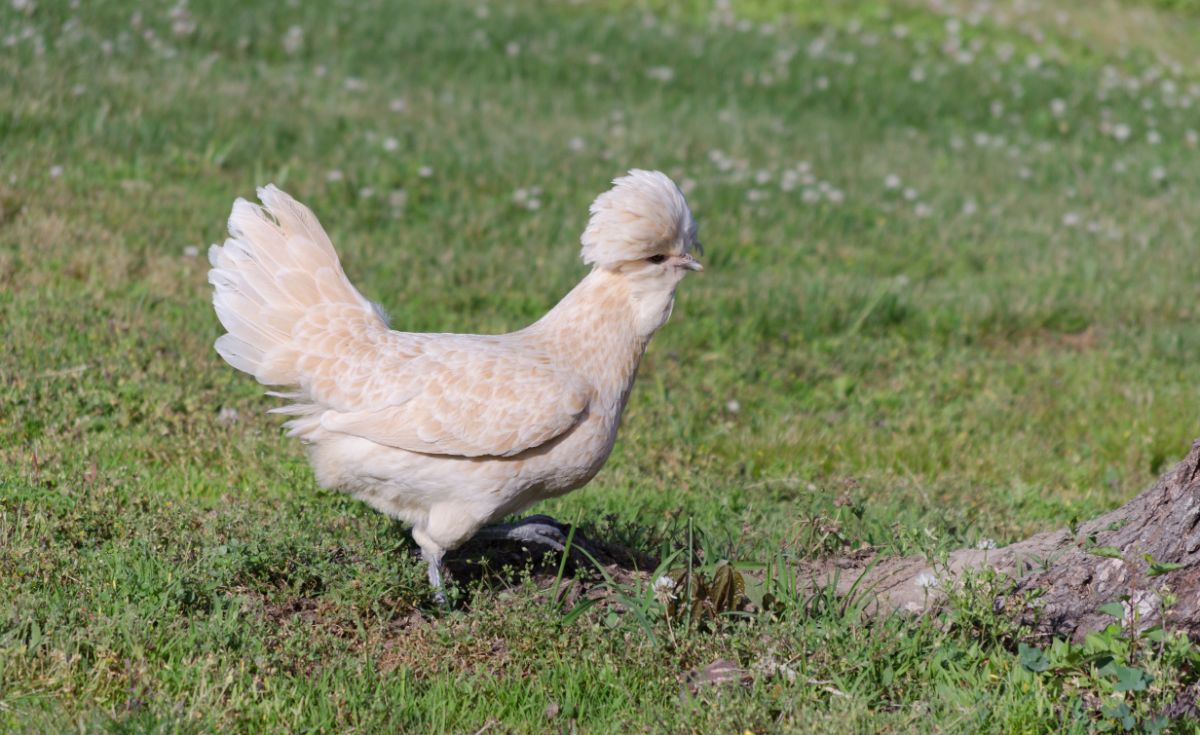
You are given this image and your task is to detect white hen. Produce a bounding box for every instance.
[208,170,702,593]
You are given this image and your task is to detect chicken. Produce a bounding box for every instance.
[207,170,702,595]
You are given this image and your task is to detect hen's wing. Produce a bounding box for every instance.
[300,320,592,458]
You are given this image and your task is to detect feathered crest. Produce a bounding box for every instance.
[580,170,698,269]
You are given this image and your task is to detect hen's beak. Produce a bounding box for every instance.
[677,253,704,272]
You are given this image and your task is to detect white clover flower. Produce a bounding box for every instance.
[169,2,196,37]
[914,571,938,589]
[961,199,977,216]
[914,202,932,218]
[505,41,520,57]
[726,399,741,414]
[1151,166,1166,182]
[325,169,344,182]
[389,98,407,114]
[1147,130,1161,145]
[652,575,677,602]
[1112,123,1131,142]
[976,538,998,550]
[909,67,926,83]
[801,188,820,204]
[417,165,433,178]
[884,174,901,190]
[182,245,199,257]
[383,137,399,152]
[754,170,771,185]
[567,136,585,152]
[902,186,918,201]
[1062,212,1081,227]
[283,25,304,55]
[1050,98,1066,117]
[48,164,63,178]
[746,188,767,203]
[646,66,675,83]
[358,187,375,199]
[388,189,408,208]
[826,189,845,204]
[1187,130,1199,147]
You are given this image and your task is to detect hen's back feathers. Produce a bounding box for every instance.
[208,186,592,458]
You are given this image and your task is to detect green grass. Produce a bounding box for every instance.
[3,0,1200,731]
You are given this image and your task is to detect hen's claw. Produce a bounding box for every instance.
[475,515,585,555]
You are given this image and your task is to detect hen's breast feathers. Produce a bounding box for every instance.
[289,322,594,458]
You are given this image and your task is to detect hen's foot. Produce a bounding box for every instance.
[475,514,585,554]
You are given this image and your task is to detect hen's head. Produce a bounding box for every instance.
[580,170,702,279]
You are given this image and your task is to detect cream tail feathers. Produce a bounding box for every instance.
[208,186,383,389]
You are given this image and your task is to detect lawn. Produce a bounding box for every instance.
[3,0,1200,731]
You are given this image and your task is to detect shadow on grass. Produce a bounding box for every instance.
[442,514,662,594]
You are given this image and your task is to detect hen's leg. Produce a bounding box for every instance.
[411,527,448,605]
[424,552,447,605]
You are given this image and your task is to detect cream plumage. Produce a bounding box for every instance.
[208,170,702,594]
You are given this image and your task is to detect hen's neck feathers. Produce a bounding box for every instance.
[525,268,672,405]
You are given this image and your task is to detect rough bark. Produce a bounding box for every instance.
[804,439,1200,640]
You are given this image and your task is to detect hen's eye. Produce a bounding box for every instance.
[646,254,668,264]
